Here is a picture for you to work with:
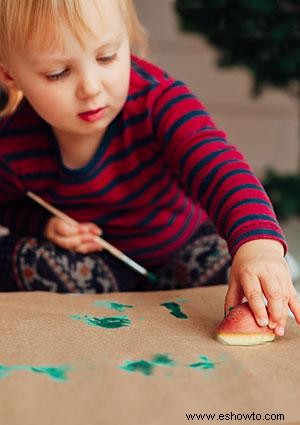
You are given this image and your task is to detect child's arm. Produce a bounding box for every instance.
[151,75,287,258]
[225,239,300,336]
[147,66,298,332]
[44,216,103,254]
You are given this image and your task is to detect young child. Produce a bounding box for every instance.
[0,0,299,337]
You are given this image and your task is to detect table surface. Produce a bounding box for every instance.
[0,285,299,425]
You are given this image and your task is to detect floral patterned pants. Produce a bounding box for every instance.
[0,222,231,293]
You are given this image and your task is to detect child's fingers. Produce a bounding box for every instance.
[77,222,102,236]
[288,289,300,325]
[241,274,269,327]
[71,234,103,253]
[45,216,78,239]
[74,241,104,254]
[261,275,286,327]
[224,278,244,315]
[46,217,103,251]
[273,298,289,336]
[53,218,80,237]
[52,233,101,251]
[273,281,290,335]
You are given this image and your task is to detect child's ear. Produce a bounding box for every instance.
[0,64,19,90]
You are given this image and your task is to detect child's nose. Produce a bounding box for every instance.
[76,70,103,99]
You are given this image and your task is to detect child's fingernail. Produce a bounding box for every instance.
[268,321,277,329]
[258,318,269,327]
[277,326,285,336]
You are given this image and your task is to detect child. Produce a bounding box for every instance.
[0,0,299,337]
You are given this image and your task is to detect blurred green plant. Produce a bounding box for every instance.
[263,170,300,220]
[175,0,299,96]
[175,0,300,219]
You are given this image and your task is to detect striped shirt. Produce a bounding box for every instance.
[0,55,286,265]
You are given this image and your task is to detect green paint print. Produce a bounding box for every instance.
[120,354,176,376]
[160,302,188,319]
[175,298,190,303]
[151,354,176,366]
[0,365,10,379]
[70,314,131,329]
[189,355,216,371]
[0,364,71,381]
[94,300,134,312]
[30,366,70,381]
[121,360,155,376]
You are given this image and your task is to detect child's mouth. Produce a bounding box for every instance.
[78,107,106,122]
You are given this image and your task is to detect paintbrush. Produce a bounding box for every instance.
[27,191,157,283]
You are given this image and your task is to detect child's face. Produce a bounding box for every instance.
[3,1,131,144]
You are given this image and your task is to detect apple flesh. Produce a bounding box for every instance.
[216,302,275,346]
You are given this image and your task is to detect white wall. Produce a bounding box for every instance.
[135,0,299,178]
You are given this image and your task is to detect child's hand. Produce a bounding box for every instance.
[44,216,103,254]
[225,239,300,337]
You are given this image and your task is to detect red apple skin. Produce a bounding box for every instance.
[216,302,275,336]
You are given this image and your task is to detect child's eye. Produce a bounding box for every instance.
[97,53,117,65]
[46,69,68,81]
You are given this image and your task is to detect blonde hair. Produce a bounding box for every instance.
[0,0,149,117]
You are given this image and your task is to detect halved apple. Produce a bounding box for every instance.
[216,302,275,346]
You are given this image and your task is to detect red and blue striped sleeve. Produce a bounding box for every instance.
[150,74,287,256]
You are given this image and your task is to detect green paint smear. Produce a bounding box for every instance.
[0,364,71,381]
[70,314,131,328]
[175,298,190,303]
[151,354,175,366]
[94,300,134,312]
[189,355,216,370]
[160,302,188,319]
[120,354,176,376]
[121,360,155,376]
[30,366,70,381]
[224,306,235,318]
